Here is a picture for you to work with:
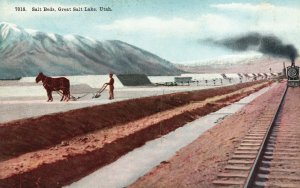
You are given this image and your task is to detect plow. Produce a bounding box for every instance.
[56,83,108,101]
[92,83,108,99]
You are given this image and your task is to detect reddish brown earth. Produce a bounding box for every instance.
[129,82,286,188]
[0,81,264,161]
[258,86,300,187]
[0,81,270,188]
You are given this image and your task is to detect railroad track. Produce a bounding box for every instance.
[213,85,300,187]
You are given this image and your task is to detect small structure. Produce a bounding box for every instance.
[174,77,192,85]
[237,73,244,78]
[243,73,251,78]
[257,73,264,78]
[117,74,152,86]
[283,62,287,78]
[221,73,229,80]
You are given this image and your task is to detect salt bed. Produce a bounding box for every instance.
[0,98,127,124]
[65,84,275,188]
[0,81,246,123]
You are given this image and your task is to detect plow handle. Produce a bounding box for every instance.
[98,83,108,93]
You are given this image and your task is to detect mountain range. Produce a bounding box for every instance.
[176,55,290,74]
[0,22,182,79]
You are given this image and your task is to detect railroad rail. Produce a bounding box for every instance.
[213,85,293,187]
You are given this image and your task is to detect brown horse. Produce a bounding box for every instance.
[36,72,70,102]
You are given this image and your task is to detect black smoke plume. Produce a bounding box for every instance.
[204,32,298,64]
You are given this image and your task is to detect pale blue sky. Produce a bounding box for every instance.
[1,0,300,63]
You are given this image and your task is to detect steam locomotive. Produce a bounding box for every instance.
[287,61,300,87]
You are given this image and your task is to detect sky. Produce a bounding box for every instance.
[1,0,300,64]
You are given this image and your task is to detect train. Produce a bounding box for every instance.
[287,61,300,87]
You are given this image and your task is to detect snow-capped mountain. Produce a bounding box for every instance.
[0,22,181,79]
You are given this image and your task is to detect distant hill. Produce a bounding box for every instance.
[176,55,292,74]
[0,22,182,79]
